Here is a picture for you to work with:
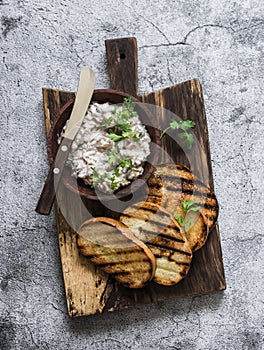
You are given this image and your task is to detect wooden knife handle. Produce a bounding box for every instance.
[36,137,72,215]
[105,37,138,97]
[35,166,56,215]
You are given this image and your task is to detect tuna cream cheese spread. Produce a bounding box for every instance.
[66,98,151,193]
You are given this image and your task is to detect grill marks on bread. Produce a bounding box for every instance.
[77,217,156,288]
[120,202,192,286]
[146,164,219,251]
[184,211,209,251]
[76,164,219,288]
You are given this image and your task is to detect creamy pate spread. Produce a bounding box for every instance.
[66,99,151,193]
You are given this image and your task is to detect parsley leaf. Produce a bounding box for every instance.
[178,132,195,150]
[110,178,129,190]
[90,171,111,188]
[160,119,196,150]
[119,158,133,170]
[182,200,202,213]
[123,97,136,117]
[174,200,202,232]
[106,97,139,142]
[169,120,180,129]
[169,120,196,131]
[114,167,120,176]
[109,129,139,142]
[108,133,123,142]
[122,130,135,138]
[173,215,184,226]
[108,153,119,164]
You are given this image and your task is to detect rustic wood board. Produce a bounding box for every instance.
[42,81,226,317]
[41,38,226,317]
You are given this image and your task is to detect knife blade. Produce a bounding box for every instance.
[36,67,96,215]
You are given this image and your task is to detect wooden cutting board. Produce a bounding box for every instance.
[42,37,226,317]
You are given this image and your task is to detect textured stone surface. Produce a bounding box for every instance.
[1,0,264,349]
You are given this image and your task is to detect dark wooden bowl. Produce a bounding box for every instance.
[48,89,161,201]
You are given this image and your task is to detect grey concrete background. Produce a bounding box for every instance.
[1,0,263,349]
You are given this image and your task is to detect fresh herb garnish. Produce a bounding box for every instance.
[119,158,133,171]
[90,98,139,191]
[122,130,140,140]
[90,156,133,191]
[105,97,139,142]
[178,132,194,150]
[108,152,119,164]
[107,146,120,165]
[114,167,120,176]
[160,119,196,150]
[114,157,133,176]
[90,171,111,188]
[110,176,128,190]
[108,133,124,142]
[174,200,202,232]
[123,97,137,117]
[108,125,139,143]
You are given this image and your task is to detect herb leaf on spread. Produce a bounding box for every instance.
[119,158,133,171]
[123,97,137,117]
[91,155,133,191]
[174,199,202,232]
[108,133,124,142]
[90,170,111,188]
[110,177,129,191]
[69,98,151,194]
[160,119,196,150]
[107,151,119,165]
[105,97,140,142]
[108,129,140,142]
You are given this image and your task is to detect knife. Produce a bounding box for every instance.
[36,67,96,215]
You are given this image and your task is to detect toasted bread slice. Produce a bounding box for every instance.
[184,211,209,251]
[77,217,156,289]
[120,202,192,286]
[146,163,219,250]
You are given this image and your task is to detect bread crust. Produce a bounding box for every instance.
[146,163,219,251]
[120,202,193,286]
[77,217,156,288]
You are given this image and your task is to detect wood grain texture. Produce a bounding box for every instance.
[41,37,225,316]
[140,80,212,187]
[47,90,160,201]
[42,81,226,317]
[42,88,113,316]
[139,81,226,296]
[105,37,138,96]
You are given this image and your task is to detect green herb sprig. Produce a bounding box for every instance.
[108,152,119,165]
[90,155,133,191]
[108,128,139,142]
[123,97,137,117]
[105,97,139,142]
[119,158,133,171]
[160,119,196,150]
[174,200,202,232]
[113,157,133,176]
[90,170,111,188]
[109,177,129,191]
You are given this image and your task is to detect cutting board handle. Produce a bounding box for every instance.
[105,37,138,97]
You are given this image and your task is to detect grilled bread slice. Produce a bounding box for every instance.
[77,217,156,289]
[184,212,209,251]
[146,163,218,251]
[120,202,192,286]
